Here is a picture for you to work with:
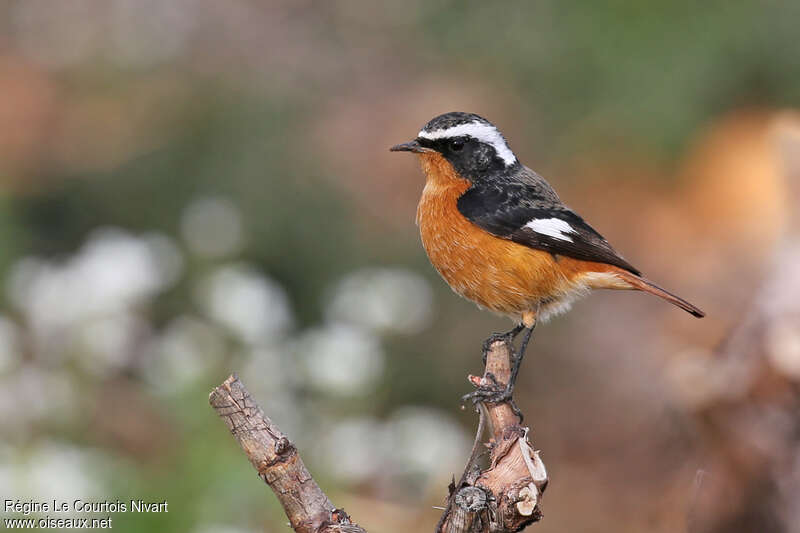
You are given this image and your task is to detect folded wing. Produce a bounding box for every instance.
[457,181,641,275]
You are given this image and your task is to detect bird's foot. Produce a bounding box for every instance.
[481,325,523,364]
[461,384,511,405]
[461,374,523,421]
[482,332,512,354]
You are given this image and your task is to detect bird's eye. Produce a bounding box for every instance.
[449,140,465,152]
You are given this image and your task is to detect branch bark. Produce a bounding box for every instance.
[210,337,548,533]
[209,375,366,533]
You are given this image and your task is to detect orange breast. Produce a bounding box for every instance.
[415,153,578,319]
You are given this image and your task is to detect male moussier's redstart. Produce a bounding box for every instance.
[391,112,704,401]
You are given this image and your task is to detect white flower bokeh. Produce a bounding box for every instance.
[0,441,107,510]
[325,268,434,335]
[385,407,470,478]
[7,227,182,342]
[75,313,151,378]
[196,264,294,345]
[139,315,226,393]
[313,417,387,484]
[312,407,470,493]
[297,323,384,397]
[0,365,77,433]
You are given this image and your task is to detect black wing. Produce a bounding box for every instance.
[457,181,641,275]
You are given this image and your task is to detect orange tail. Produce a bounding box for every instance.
[615,270,705,318]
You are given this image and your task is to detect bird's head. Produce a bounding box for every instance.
[391,112,519,180]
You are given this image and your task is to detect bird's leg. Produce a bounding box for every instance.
[507,323,535,394]
[462,323,536,411]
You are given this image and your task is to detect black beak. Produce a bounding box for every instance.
[390,139,427,153]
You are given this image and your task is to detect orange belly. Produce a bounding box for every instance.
[414,152,627,322]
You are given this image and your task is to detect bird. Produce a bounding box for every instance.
[390,111,704,403]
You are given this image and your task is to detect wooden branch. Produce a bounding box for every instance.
[210,337,548,533]
[438,338,548,533]
[209,375,366,533]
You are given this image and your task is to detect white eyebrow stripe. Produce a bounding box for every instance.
[418,121,517,166]
[524,218,576,242]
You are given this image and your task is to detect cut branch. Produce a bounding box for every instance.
[209,375,366,533]
[438,338,548,533]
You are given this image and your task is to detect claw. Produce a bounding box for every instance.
[481,324,525,364]
[482,332,510,354]
[461,382,510,405]
[461,385,524,422]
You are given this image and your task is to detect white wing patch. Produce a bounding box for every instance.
[418,121,517,166]
[524,218,576,242]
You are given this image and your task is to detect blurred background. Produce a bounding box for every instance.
[1,2,800,532]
